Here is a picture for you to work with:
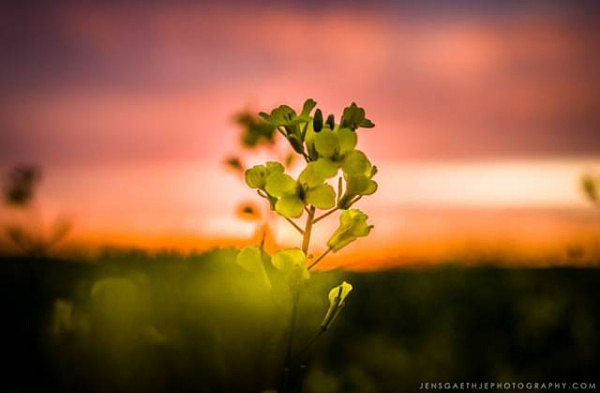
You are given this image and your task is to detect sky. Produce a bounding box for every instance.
[1,1,599,265]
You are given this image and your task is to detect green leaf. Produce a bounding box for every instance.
[265,172,296,197]
[305,183,336,209]
[236,247,271,288]
[327,209,373,252]
[260,105,297,127]
[360,118,375,128]
[261,100,315,128]
[341,150,371,176]
[275,194,305,218]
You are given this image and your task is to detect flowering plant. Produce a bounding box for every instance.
[235,99,377,392]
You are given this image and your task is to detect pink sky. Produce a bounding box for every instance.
[1,2,599,263]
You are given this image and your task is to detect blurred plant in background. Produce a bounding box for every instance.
[580,172,600,265]
[2,165,71,256]
[225,109,299,250]
[582,173,599,209]
[235,99,377,392]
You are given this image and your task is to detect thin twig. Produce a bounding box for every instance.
[313,207,338,224]
[293,329,325,365]
[259,226,267,249]
[284,216,304,235]
[308,248,331,270]
[349,195,362,207]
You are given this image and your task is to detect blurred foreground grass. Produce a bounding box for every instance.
[0,249,598,393]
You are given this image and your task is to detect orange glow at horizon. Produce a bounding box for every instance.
[1,158,599,266]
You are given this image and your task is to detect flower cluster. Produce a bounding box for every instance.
[239,98,378,334]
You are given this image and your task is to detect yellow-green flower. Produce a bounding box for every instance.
[327,209,373,252]
[311,127,358,178]
[245,161,285,190]
[245,161,285,209]
[265,163,336,218]
[338,151,378,209]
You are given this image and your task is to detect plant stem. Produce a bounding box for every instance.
[294,329,325,364]
[283,217,304,235]
[308,248,331,270]
[260,226,268,249]
[313,207,338,224]
[281,206,315,393]
[302,206,315,254]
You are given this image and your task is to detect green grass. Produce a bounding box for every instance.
[0,250,598,392]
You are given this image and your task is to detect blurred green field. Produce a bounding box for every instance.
[1,250,598,393]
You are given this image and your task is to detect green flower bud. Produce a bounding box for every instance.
[313,109,323,132]
[326,114,335,130]
[340,102,374,131]
[321,281,353,330]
